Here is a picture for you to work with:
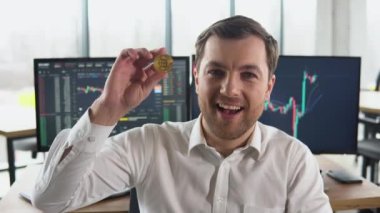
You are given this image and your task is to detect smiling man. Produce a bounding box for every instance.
[32,16,332,213]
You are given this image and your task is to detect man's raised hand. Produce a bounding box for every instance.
[90,47,168,125]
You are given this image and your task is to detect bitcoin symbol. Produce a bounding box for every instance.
[153,55,173,73]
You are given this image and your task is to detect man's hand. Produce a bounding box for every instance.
[90,47,168,125]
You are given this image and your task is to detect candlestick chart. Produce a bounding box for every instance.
[264,70,322,138]
[75,72,108,112]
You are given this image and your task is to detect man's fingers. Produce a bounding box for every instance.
[142,72,167,94]
[114,47,168,77]
[118,48,167,69]
[120,48,139,60]
[131,48,153,62]
[151,47,167,57]
[120,47,166,60]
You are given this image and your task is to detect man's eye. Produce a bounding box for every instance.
[241,72,257,79]
[208,69,224,77]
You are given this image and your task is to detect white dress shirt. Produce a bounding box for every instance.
[32,111,332,213]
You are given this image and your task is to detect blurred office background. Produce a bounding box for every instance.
[1,0,379,91]
[0,0,379,205]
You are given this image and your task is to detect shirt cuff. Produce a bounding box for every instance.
[68,110,116,153]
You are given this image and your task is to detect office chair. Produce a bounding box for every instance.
[13,137,38,159]
[5,137,40,184]
[358,110,380,184]
[358,138,380,183]
[357,71,380,185]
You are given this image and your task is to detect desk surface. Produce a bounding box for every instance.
[0,165,130,213]
[1,156,380,212]
[359,91,380,114]
[319,155,380,210]
[0,105,35,138]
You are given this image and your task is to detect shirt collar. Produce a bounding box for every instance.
[188,115,206,155]
[248,122,262,160]
[188,114,262,160]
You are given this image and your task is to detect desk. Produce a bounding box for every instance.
[0,165,130,212]
[360,91,380,114]
[1,157,380,212]
[0,106,36,185]
[318,155,380,210]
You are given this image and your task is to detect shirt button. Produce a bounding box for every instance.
[77,130,84,138]
[217,197,224,202]
[87,136,95,142]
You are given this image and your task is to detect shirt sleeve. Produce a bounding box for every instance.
[31,110,120,212]
[286,143,333,213]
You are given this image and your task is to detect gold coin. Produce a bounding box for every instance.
[153,55,174,73]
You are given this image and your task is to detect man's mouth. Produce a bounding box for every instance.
[217,103,244,114]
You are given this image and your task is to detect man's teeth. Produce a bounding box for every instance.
[218,103,241,111]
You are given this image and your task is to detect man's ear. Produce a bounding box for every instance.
[265,74,276,100]
[193,65,199,94]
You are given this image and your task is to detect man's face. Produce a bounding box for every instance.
[194,35,275,140]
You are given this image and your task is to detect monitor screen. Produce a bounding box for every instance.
[190,56,361,154]
[261,56,360,154]
[34,57,190,151]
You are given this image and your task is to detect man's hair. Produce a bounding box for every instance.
[195,15,279,76]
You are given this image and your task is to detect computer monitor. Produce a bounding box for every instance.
[34,57,190,151]
[190,56,361,154]
[261,56,360,154]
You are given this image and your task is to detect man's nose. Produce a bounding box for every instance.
[220,74,240,97]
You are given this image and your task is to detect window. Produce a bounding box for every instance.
[171,0,230,56]
[88,0,166,57]
[282,0,317,55]
[0,0,84,89]
[235,0,281,44]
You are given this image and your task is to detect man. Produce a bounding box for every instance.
[32,15,332,212]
